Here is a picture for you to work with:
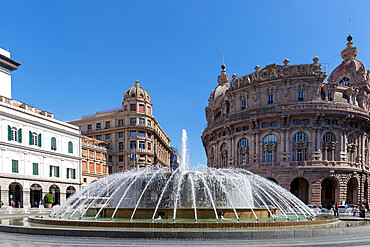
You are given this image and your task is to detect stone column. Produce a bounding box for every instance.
[280,131,285,153]
[255,133,260,163]
[310,180,322,205]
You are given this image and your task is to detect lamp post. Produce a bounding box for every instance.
[130,149,139,170]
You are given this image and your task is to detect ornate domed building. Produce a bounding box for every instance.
[71,80,171,174]
[202,36,370,208]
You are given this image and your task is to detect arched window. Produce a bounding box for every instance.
[323,132,336,161]
[68,141,73,154]
[338,77,351,86]
[237,138,249,165]
[292,132,308,161]
[262,135,278,163]
[51,137,57,151]
[219,143,228,168]
[347,135,357,162]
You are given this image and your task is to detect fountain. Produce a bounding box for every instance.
[50,129,316,226]
[23,206,29,214]
[38,205,45,213]
[6,206,13,214]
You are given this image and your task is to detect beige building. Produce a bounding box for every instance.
[202,35,370,208]
[81,136,108,187]
[70,80,171,173]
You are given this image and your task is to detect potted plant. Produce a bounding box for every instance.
[44,193,53,208]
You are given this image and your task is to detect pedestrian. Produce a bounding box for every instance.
[334,203,339,218]
[352,205,358,216]
[17,201,20,208]
[11,200,15,208]
[360,202,366,218]
[0,201,3,208]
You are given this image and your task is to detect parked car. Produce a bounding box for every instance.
[332,205,349,213]
[307,204,328,213]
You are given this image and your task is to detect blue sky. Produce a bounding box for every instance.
[1,1,370,167]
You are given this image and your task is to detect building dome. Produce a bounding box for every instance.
[124,80,151,102]
[328,35,368,84]
[209,64,230,102]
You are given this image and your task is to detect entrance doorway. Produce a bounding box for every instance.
[290,178,309,204]
[9,182,23,208]
[49,185,60,206]
[30,184,42,208]
[346,177,358,205]
[321,177,338,209]
[66,186,76,199]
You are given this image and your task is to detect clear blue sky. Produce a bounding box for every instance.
[1,1,370,167]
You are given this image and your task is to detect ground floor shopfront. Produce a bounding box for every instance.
[241,165,369,209]
[0,178,80,208]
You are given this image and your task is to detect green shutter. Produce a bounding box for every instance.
[12,160,18,173]
[38,134,42,147]
[68,141,73,154]
[49,165,52,177]
[72,169,76,179]
[18,129,22,143]
[51,137,56,150]
[8,126,11,141]
[66,168,69,179]
[29,131,33,145]
[33,163,38,175]
[56,166,60,177]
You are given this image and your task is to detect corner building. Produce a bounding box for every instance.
[70,81,171,173]
[202,36,370,208]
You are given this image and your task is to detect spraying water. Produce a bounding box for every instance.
[51,129,316,223]
[180,129,189,172]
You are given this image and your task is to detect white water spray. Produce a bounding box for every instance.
[180,129,189,172]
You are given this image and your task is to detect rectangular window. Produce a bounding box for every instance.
[89,162,94,172]
[130,131,136,137]
[297,149,303,161]
[33,163,38,175]
[130,118,136,125]
[66,168,76,179]
[96,123,101,130]
[268,94,273,104]
[96,135,101,141]
[323,119,330,125]
[119,155,124,162]
[139,141,145,149]
[130,141,136,149]
[130,104,136,111]
[262,123,269,128]
[118,119,124,126]
[139,104,145,112]
[298,90,304,101]
[108,155,112,162]
[302,120,309,125]
[328,92,333,101]
[103,165,107,173]
[271,122,278,127]
[105,134,110,140]
[267,150,273,162]
[148,142,151,151]
[12,160,18,173]
[243,126,249,131]
[241,100,246,110]
[49,165,60,177]
[96,164,101,173]
[139,118,145,125]
[82,161,87,171]
[236,127,241,132]
[292,120,300,125]
[118,142,124,150]
[147,106,151,114]
[87,125,92,131]
[105,121,110,128]
[147,120,151,127]
[123,105,127,111]
[138,131,145,137]
[118,132,124,138]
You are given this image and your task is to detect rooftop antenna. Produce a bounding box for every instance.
[349,18,351,35]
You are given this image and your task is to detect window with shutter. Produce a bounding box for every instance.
[56,166,60,177]
[66,168,69,179]
[29,131,33,145]
[68,141,73,154]
[18,129,22,143]
[38,134,42,147]
[72,169,76,179]
[49,165,52,177]
[51,137,56,150]
[33,163,38,175]
[12,160,19,173]
[8,126,11,141]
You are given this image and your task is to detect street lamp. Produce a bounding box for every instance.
[130,149,139,170]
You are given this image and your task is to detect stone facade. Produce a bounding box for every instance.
[202,36,370,208]
[70,81,171,172]
[81,136,108,187]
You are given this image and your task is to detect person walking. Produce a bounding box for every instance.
[360,202,366,218]
[334,203,339,218]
